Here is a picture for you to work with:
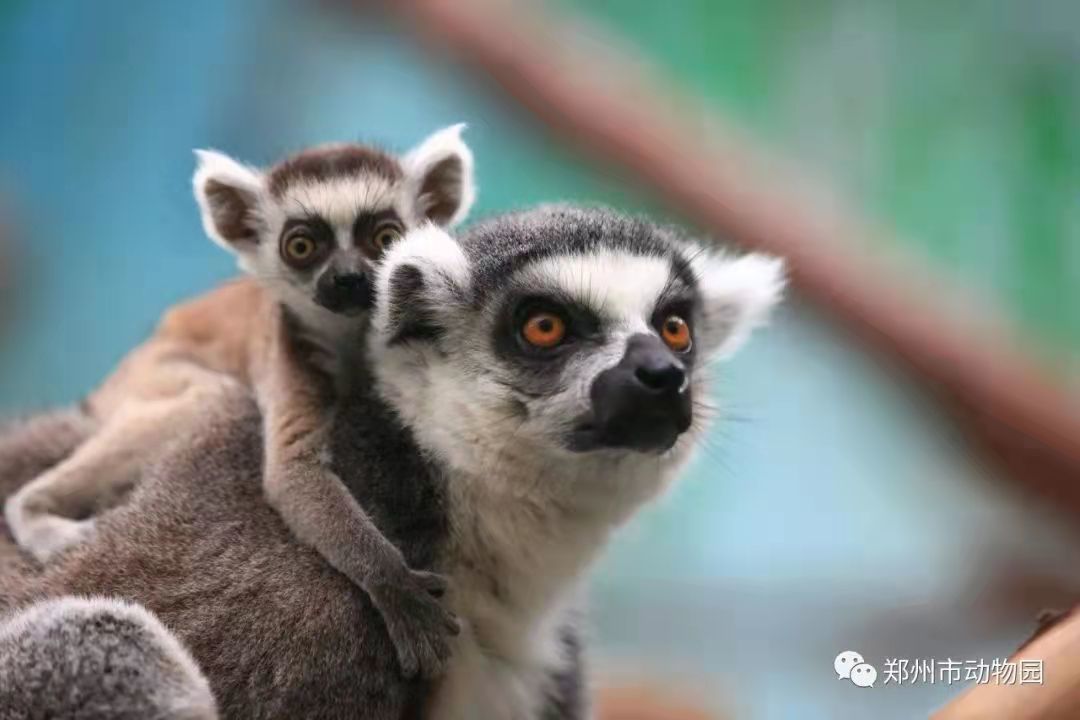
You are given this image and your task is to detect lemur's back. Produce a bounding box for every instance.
[155,278,270,381]
[4,383,445,718]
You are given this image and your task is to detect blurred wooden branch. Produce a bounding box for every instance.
[933,606,1080,719]
[388,0,1080,514]
[596,684,718,720]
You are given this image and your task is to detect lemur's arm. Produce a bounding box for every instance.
[257,309,458,679]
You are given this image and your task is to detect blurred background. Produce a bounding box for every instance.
[0,1,1078,718]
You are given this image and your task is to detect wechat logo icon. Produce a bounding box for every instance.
[835,650,877,688]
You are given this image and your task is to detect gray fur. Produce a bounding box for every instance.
[0,596,216,720]
[0,408,97,585]
[1,383,440,718]
[0,408,97,500]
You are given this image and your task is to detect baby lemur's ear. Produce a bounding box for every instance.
[403,124,476,228]
[374,224,470,346]
[689,249,786,360]
[192,149,266,253]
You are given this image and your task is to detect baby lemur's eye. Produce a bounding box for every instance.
[660,315,692,352]
[283,234,318,264]
[279,218,332,269]
[372,226,402,253]
[521,311,567,349]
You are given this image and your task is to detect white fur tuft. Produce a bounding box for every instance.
[403,123,476,227]
[372,223,470,336]
[690,250,786,360]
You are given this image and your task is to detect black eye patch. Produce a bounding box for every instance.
[650,295,699,365]
[282,215,334,240]
[489,293,603,397]
[279,216,335,272]
[505,295,600,353]
[353,208,404,257]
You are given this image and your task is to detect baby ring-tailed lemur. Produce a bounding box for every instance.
[366,207,785,718]
[3,124,475,678]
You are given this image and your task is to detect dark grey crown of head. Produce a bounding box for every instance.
[457,204,707,302]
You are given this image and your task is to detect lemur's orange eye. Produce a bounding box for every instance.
[372,226,402,253]
[284,234,316,262]
[522,312,566,349]
[660,315,692,352]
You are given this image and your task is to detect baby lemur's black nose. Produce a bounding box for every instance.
[334,273,366,292]
[315,271,374,315]
[586,334,692,453]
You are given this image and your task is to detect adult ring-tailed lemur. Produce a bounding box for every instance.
[0,205,784,719]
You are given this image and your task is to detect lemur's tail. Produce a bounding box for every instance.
[0,406,96,501]
[0,596,218,720]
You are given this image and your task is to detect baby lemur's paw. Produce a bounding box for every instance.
[370,568,460,679]
[19,516,97,564]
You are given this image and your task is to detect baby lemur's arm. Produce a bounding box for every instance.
[257,308,458,678]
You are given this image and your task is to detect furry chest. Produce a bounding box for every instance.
[424,627,553,720]
[421,570,577,720]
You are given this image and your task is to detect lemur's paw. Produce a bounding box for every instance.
[19,516,97,564]
[371,568,460,679]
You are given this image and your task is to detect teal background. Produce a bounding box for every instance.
[0,2,1077,718]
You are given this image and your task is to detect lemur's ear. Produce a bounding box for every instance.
[690,250,786,360]
[374,224,470,345]
[192,149,265,253]
[403,124,476,228]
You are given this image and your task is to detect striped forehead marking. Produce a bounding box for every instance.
[520,250,679,323]
[277,176,400,229]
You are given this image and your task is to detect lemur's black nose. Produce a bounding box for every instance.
[634,356,686,393]
[315,271,373,315]
[581,334,692,453]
